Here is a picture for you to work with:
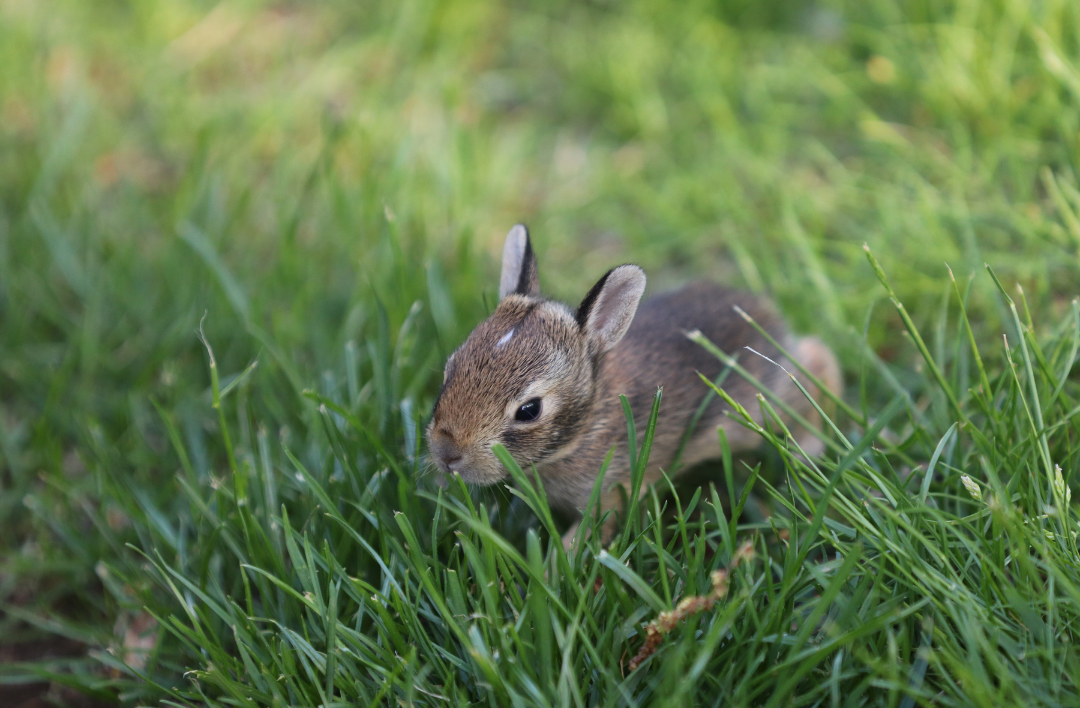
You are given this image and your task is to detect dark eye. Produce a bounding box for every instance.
[515,398,542,422]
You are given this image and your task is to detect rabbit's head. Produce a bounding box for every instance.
[426,225,645,484]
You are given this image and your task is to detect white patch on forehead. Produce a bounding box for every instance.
[495,328,515,349]
[443,350,456,382]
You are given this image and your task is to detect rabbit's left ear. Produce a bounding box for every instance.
[499,224,540,299]
[576,265,646,353]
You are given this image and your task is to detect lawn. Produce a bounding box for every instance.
[2,0,1080,705]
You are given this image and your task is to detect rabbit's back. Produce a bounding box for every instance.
[601,282,793,467]
[540,282,804,510]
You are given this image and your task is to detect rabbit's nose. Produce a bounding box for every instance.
[431,436,463,470]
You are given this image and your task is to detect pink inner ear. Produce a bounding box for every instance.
[592,278,635,330]
[588,267,645,350]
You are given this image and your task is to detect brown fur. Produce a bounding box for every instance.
[426,226,842,540]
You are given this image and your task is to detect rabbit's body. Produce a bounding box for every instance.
[427,226,840,542]
[537,282,820,513]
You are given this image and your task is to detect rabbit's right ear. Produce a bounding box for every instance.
[576,265,646,353]
[499,224,540,300]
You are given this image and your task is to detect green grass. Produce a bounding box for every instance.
[3,0,1080,705]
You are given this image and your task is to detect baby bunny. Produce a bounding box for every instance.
[427,225,841,544]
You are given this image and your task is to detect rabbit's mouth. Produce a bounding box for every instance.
[431,451,507,486]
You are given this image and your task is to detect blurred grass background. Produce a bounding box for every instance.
[2,0,1080,705]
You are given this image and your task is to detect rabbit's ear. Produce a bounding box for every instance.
[499,224,540,299]
[576,265,646,353]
